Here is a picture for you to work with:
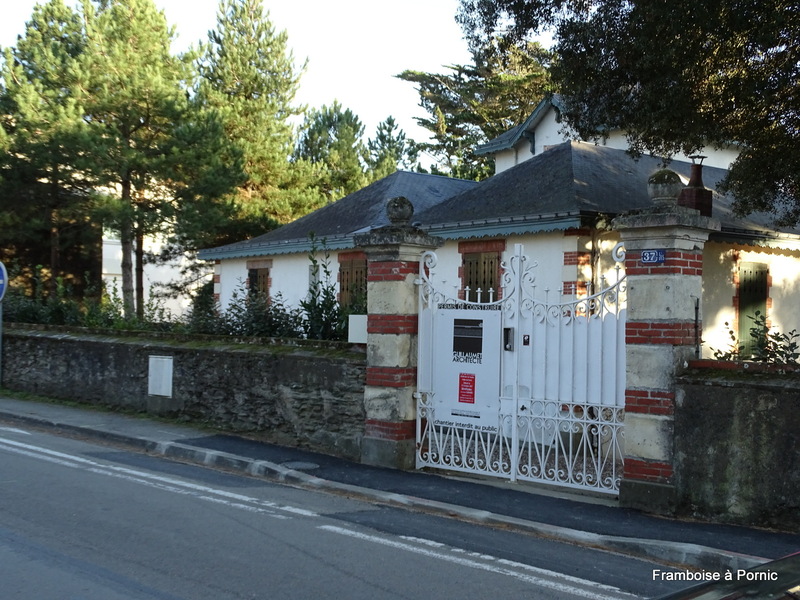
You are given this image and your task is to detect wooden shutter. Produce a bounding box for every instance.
[738,262,768,357]
[463,252,499,303]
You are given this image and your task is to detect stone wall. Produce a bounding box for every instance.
[674,371,800,531]
[2,326,366,460]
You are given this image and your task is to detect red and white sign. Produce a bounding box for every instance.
[458,373,476,404]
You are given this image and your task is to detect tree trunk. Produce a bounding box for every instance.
[49,212,60,298]
[48,164,61,297]
[135,223,144,320]
[120,178,135,320]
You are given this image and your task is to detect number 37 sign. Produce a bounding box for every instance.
[641,249,666,264]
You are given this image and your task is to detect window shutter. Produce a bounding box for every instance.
[738,262,768,357]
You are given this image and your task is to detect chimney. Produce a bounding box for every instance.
[677,155,713,217]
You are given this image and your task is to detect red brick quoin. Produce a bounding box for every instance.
[365,419,415,441]
[365,366,416,387]
[367,261,417,282]
[625,389,675,415]
[367,314,417,335]
[626,321,696,345]
[624,458,674,484]
[563,251,592,266]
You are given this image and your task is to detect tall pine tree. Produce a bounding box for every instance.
[294,101,371,201]
[78,0,206,318]
[368,116,419,180]
[0,0,99,296]
[196,0,323,235]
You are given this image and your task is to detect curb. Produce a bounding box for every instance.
[0,410,769,572]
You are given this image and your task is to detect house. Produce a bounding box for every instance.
[199,104,800,359]
[101,232,198,317]
[478,95,741,174]
[198,170,479,310]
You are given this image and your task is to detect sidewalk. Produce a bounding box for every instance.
[1,395,797,572]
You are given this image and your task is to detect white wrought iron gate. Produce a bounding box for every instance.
[416,244,627,494]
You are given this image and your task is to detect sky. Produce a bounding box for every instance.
[0,0,473,156]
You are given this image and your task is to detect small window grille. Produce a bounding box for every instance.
[463,252,499,303]
[339,258,367,309]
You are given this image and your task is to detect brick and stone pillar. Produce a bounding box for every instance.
[354,197,442,469]
[612,169,719,513]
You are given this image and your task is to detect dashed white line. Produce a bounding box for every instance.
[0,437,318,519]
[320,526,638,600]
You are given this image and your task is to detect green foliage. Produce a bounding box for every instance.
[397,39,551,180]
[3,245,355,343]
[2,269,154,330]
[1,0,245,319]
[0,0,101,297]
[299,235,345,341]
[368,116,420,180]
[712,312,800,365]
[294,103,420,200]
[184,282,304,338]
[294,101,371,201]
[194,0,323,231]
[78,0,213,319]
[457,0,800,224]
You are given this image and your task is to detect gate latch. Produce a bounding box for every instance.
[503,327,514,351]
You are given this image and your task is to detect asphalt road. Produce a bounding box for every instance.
[0,424,685,599]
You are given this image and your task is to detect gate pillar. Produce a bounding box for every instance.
[613,171,719,513]
[354,197,442,469]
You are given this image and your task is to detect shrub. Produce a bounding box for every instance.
[300,235,345,341]
[712,311,800,365]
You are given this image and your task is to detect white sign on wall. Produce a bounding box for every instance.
[430,307,502,432]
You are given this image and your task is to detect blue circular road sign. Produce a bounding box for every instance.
[0,261,7,302]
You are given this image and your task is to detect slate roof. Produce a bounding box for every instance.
[198,170,479,260]
[475,95,564,156]
[200,141,799,261]
[418,141,800,243]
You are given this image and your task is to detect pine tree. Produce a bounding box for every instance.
[77,0,203,318]
[398,40,551,180]
[0,0,99,297]
[196,0,323,233]
[294,101,371,201]
[367,116,419,180]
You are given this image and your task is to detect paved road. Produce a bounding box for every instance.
[0,424,687,599]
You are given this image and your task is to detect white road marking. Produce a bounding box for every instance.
[0,437,318,519]
[319,526,638,600]
[0,427,31,435]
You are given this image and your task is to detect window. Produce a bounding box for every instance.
[737,262,768,357]
[463,251,500,303]
[338,253,367,310]
[246,259,272,298]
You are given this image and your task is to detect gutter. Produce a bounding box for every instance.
[197,234,357,261]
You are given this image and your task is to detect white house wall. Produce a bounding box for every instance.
[216,257,249,309]
[215,252,340,311]
[214,230,629,313]
[493,107,739,174]
[494,109,567,172]
[214,232,800,361]
[423,231,610,302]
[701,242,800,357]
[102,234,201,317]
[271,253,318,307]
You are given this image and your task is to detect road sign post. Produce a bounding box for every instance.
[0,261,6,386]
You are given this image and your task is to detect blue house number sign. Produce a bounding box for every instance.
[641,249,666,264]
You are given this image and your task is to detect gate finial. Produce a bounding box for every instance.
[387,196,414,226]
